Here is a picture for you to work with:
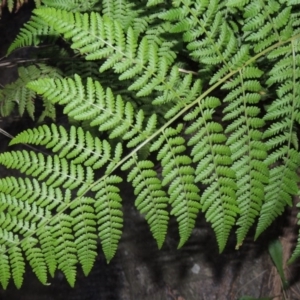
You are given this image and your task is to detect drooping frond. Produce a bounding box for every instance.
[150,124,201,248]
[184,96,238,252]
[121,154,169,249]
[0,122,125,286]
[222,66,269,248]
[2,0,300,289]
[255,40,300,240]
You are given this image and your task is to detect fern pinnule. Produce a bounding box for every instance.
[121,154,169,249]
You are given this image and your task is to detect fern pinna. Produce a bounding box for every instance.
[0,0,300,288]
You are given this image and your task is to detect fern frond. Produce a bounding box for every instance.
[242,0,293,53]
[31,8,198,112]
[21,237,47,285]
[36,226,57,278]
[11,124,112,169]
[42,0,99,12]
[7,16,58,55]
[0,64,62,120]
[184,96,238,252]
[0,151,93,192]
[160,0,247,84]
[27,75,158,148]
[50,213,77,286]
[222,66,268,247]
[0,229,25,289]
[121,154,169,249]
[0,245,10,289]
[70,197,97,275]
[255,40,300,239]
[150,124,201,248]
[102,0,140,32]
[92,175,123,263]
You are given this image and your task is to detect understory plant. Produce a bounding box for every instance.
[0,0,300,289]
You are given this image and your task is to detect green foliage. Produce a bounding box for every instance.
[0,0,300,289]
[0,64,62,121]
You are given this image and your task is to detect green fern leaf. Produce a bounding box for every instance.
[150,124,201,248]
[7,16,57,55]
[36,227,57,278]
[42,0,99,12]
[0,64,62,120]
[185,96,238,252]
[31,8,195,109]
[256,41,300,239]
[10,124,112,169]
[26,75,158,148]
[0,245,10,289]
[21,237,47,285]
[121,155,169,248]
[92,175,123,263]
[243,1,293,53]
[222,67,268,248]
[50,214,77,287]
[70,197,97,275]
